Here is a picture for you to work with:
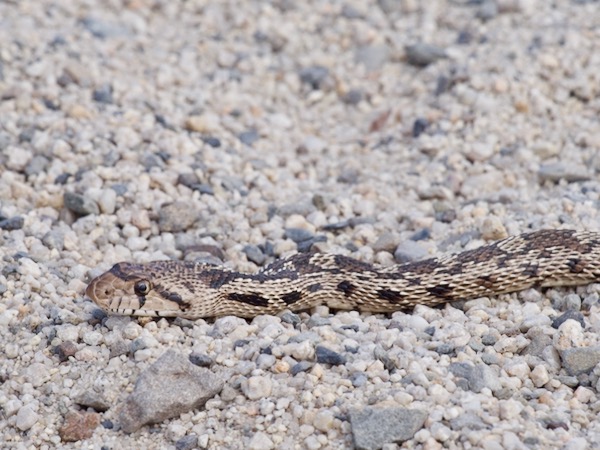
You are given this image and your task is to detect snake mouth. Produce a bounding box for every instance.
[86,263,186,317]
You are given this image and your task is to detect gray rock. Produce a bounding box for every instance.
[276,200,316,217]
[189,352,213,368]
[394,240,429,263]
[538,163,591,183]
[158,201,199,232]
[74,390,111,412]
[449,412,487,430]
[25,155,50,176]
[176,435,199,450]
[64,192,99,216]
[92,83,113,104]
[307,315,331,328]
[372,232,400,253]
[16,405,39,431]
[377,0,402,14]
[477,0,499,20]
[552,310,585,329]
[405,43,447,67]
[342,89,364,105]
[350,372,368,387]
[315,346,346,365]
[284,228,314,243]
[279,311,301,326]
[80,17,131,39]
[0,216,24,230]
[374,346,396,371]
[243,245,267,265]
[118,350,224,432]
[42,230,65,251]
[178,172,200,188]
[290,361,313,376]
[553,293,582,312]
[560,346,600,376]
[355,44,390,71]
[350,407,427,450]
[238,129,260,146]
[299,65,330,90]
[449,362,501,393]
[481,333,498,346]
[522,328,552,357]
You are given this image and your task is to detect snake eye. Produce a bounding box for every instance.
[134,280,151,296]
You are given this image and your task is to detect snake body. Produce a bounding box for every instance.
[86,230,600,319]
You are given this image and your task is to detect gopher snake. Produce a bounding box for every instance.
[86,230,600,319]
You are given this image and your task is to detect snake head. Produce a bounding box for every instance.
[86,262,187,318]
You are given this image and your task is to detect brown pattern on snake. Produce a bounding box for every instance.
[86,230,600,319]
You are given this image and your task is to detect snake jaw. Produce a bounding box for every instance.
[86,263,184,317]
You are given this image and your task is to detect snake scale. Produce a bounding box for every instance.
[86,229,600,319]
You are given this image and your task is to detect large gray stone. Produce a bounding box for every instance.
[560,346,600,376]
[349,407,427,450]
[118,350,224,432]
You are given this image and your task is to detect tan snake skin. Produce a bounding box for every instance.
[86,230,600,319]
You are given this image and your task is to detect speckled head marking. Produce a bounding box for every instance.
[86,230,600,320]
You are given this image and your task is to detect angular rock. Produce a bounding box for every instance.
[315,346,346,365]
[560,346,600,376]
[118,350,224,432]
[158,201,199,232]
[449,362,501,393]
[0,216,24,230]
[59,410,100,442]
[405,43,446,67]
[64,192,99,216]
[538,163,591,183]
[350,406,427,450]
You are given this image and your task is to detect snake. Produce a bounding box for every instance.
[85,229,600,319]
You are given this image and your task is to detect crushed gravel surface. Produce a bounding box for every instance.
[2,1,600,449]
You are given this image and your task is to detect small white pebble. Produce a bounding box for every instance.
[242,376,273,400]
[16,405,38,431]
[530,365,550,387]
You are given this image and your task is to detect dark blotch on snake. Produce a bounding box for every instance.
[227,292,270,307]
[307,283,322,293]
[477,274,499,289]
[337,280,356,297]
[427,283,454,298]
[567,258,587,274]
[377,288,404,304]
[281,291,303,305]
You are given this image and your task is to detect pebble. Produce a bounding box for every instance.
[530,365,550,387]
[552,310,585,329]
[242,376,273,400]
[449,362,501,393]
[350,407,427,450]
[560,346,600,376]
[405,43,446,67]
[394,240,429,263]
[315,346,347,365]
[0,216,24,230]
[16,405,39,431]
[118,350,224,432]
[248,431,274,450]
[538,163,591,183]
[59,410,100,442]
[299,65,330,90]
[63,192,99,216]
[175,435,199,450]
[158,201,199,232]
[355,44,390,72]
[372,232,401,253]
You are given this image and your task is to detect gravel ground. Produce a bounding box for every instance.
[1,1,600,449]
